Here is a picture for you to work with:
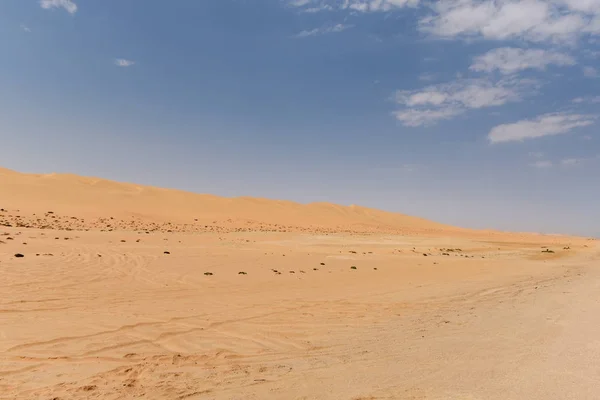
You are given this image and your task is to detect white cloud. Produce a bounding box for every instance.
[419,0,600,43]
[290,0,312,6]
[294,23,353,37]
[531,160,553,168]
[572,95,600,103]
[583,65,600,77]
[560,157,582,166]
[560,0,600,13]
[397,78,533,108]
[40,0,77,14]
[488,113,596,143]
[418,72,437,81]
[529,151,545,158]
[470,47,575,74]
[20,24,31,33]
[583,49,600,58]
[394,77,538,126]
[114,59,135,67]
[289,0,420,13]
[290,0,600,44]
[393,107,463,126]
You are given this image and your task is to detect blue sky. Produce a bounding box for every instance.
[1,0,599,236]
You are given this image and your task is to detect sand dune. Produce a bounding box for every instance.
[1,167,456,234]
[1,167,599,399]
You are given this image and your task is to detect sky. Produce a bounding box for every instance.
[1,0,599,236]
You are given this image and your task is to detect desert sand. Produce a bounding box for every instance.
[1,166,599,400]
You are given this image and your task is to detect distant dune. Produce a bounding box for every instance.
[0,166,459,234]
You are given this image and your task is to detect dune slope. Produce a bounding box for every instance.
[0,167,456,234]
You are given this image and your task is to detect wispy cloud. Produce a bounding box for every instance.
[114,59,135,67]
[418,72,437,82]
[393,107,463,127]
[419,0,600,44]
[560,158,583,166]
[394,77,538,126]
[583,66,599,77]
[488,113,596,144]
[531,160,553,168]
[470,47,575,74]
[572,95,600,103]
[20,24,31,33]
[294,23,353,38]
[530,157,590,168]
[40,0,77,15]
[289,0,600,44]
[289,0,420,13]
[528,151,544,158]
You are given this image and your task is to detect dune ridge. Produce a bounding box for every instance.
[1,166,458,234]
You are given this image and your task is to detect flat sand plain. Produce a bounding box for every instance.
[1,167,599,399]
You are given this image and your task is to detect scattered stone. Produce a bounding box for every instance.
[238,271,247,275]
[14,253,24,258]
[204,272,213,276]
[164,251,171,255]
[351,266,357,270]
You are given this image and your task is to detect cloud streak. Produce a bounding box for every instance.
[488,113,596,143]
[114,59,135,67]
[470,47,575,74]
[294,23,353,38]
[290,0,420,13]
[394,77,538,126]
[40,0,77,14]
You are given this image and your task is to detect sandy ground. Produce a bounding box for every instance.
[1,168,600,399]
